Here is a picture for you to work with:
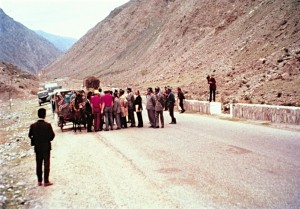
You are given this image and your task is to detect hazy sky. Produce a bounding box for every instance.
[0,0,130,39]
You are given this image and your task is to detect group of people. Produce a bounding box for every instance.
[28,75,217,187]
[84,86,185,132]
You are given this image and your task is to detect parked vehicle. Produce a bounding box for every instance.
[37,90,50,106]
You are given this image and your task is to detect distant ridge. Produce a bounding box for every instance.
[0,8,62,74]
[35,30,77,52]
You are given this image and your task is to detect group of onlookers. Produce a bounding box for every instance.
[84,86,184,132]
[56,74,218,133]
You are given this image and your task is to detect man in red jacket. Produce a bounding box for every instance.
[28,108,55,187]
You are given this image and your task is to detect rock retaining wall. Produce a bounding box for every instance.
[181,100,210,114]
[230,103,300,125]
[182,99,300,125]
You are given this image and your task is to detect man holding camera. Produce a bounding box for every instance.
[207,75,217,102]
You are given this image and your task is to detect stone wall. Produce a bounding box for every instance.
[182,99,300,125]
[230,103,300,125]
[181,100,210,114]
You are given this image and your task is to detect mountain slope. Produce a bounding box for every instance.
[35,30,77,52]
[0,61,39,100]
[0,9,62,74]
[44,0,300,106]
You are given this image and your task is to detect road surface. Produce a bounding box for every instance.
[26,108,300,209]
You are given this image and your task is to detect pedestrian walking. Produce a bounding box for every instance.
[134,90,143,127]
[28,108,55,187]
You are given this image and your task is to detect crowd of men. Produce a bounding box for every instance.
[54,74,217,133]
[83,86,185,132]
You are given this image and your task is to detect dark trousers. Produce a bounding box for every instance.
[86,113,93,132]
[136,112,143,127]
[169,105,176,123]
[164,100,168,111]
[93,112,101,131]
[209,89,216,102]
[179,99,185,111]
[128,109,136,126]
[36,151,50,183]
[121,116,127,128]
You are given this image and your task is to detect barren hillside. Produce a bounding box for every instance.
[0,62,39,101]
[44,0,300,106]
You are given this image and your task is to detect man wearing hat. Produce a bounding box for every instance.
[126,87,136,127]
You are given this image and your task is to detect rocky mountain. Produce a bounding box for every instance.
[0,61,39,100]
[44,0,300,107]
[35,30,77,52]
[0,9,62,74]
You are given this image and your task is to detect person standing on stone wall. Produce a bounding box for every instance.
[207,75,216,102]
[177,87,185,113]
[28,108,55,187]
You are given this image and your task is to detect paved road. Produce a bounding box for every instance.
[28,109,300,209]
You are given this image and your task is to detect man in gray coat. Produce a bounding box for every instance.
[154,87,164,128]
[146,87,156,128]
[113,91,121,130]
[126,87,136,127]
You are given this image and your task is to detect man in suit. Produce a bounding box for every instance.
[167,87,176,124]
[85,91,93,132]
[28,108,55,187]
[126,87,136,127]
[146,87,156,128]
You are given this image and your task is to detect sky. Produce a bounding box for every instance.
[0,0,130,39]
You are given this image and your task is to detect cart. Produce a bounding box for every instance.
[54,90,73,131]
[55,90,87,132]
